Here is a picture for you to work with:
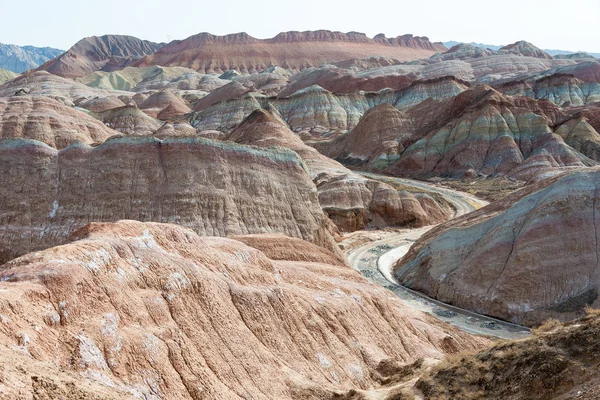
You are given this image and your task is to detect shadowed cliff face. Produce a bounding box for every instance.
[394,167,600,326]
[0,136,340,264]
[0,220,487,399]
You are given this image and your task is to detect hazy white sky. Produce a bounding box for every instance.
[1,0,598,52]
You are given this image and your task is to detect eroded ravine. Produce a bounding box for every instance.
[347,172,530,340]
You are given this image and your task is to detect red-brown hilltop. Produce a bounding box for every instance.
[35,35,164,78]
[136,30,446,73]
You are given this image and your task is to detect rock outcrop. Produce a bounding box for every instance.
[136,31,445,74]
[394,167,600,326]
[0,136,339,263]
[0,220,486,399]
[0,96,118,148]
[36,35,164,78]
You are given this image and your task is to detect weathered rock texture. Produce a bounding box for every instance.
[0,96,118,148]
[136,31,445,73]
[227,109,451,231]
[0,136,339,263]
[36,35,164,78]
[394,167,600,326]
[0,221,486,399]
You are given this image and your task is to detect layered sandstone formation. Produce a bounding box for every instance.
[138,90,192,119]
[0,220,486,399]
[136,31,445,73]
[388,86,596,179]
[190,77,468,134]
[36,35,164,78]
[93,103,163,135]
[226,109,451,231]
[0,96,119,148]
[394,167,600,326]
[0,136,338,263]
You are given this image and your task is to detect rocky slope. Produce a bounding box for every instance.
[0,220,486,399]
[416,313,600,399]
[0,43,63,73]
[136,31,445,73]
[0,96,119,148]
[226,109,451,231]
[318,85,598,179]
[394,167,600,326]
[36,35,164,78]
[0,136,339,263]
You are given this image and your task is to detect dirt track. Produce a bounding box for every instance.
[347,173,530,340]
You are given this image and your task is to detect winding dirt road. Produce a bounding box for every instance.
[348,172,530,339]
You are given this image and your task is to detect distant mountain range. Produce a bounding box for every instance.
[443,41,599,58]
[0,43,63,73]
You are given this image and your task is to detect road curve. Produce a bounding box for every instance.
[348,172,530,340]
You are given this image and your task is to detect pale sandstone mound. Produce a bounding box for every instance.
[138,89,192,119]
[36,35,164,78]
[0,96,118,148]
[0,220,486,399]
[228,109,451,231]
[78,65,212,92]
[0,136,338,263]
[136,31,444,74]
[93,102,163,135]
[394,167,600,326]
